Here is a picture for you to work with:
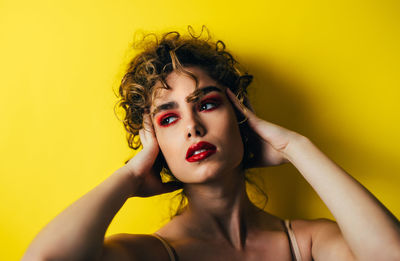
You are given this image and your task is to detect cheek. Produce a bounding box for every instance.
[156,132,171,154]
[231,126,244,153]
[211,109,243,153]
[155,131,181,165]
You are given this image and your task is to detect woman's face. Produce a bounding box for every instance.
[150,66,244,184]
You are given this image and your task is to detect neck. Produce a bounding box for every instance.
[180,167,259,250]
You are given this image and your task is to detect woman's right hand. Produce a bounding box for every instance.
[120,114,182,197]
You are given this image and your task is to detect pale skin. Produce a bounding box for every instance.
[22,67,400,261]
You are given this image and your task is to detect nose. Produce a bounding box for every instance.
[186,112,206,138]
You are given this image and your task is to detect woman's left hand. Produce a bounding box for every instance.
[226,88,304,168]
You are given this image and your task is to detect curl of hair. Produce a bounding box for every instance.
[116,26,264,216]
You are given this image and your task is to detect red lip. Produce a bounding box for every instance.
[186,141,216,162]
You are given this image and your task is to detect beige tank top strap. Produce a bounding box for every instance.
[284,219,303,261]
[152,233,177,261]
[153,222,301,261]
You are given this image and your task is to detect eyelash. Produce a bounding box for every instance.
[158,97,222,127]
[158,113,179,127]
[198,98,221,112]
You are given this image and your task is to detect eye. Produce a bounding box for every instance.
[158,113,179,127]
[198,97,222,112]
[199,102,217,111]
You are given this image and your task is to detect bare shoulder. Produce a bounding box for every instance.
[290,218,337,236]
[291,218,356,261]
[100,233,170,261]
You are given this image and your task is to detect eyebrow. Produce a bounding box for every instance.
[151,86,222,117]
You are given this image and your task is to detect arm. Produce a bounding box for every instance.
[22,115,180,261]
[286,136,400,261]
[226,88,400,261]
[22,168,136,261]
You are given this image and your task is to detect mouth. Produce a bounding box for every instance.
[186,141,217,162]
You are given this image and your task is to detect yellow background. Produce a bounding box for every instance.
[1,0,399,259]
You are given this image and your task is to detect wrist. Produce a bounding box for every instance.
[283,134,312,163]
[113,166,144,198]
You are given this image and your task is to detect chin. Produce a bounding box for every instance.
[177,161,243,184]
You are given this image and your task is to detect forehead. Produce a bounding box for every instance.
[152,67,220,104]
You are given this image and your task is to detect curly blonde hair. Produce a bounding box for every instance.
[118,27,255,159]
[116,27,265,214]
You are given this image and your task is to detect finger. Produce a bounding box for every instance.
[225,88,256,120]
[140,114,158,149]
[141,114,156,140]
[142,113,155,134]
[226,88,282,139]
[242,92,255,113]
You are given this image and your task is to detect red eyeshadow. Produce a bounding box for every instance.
[202,94,222,101]
[157,112,179,127]
[197,94,223,111]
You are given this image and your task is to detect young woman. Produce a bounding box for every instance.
[23,29,400,261]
